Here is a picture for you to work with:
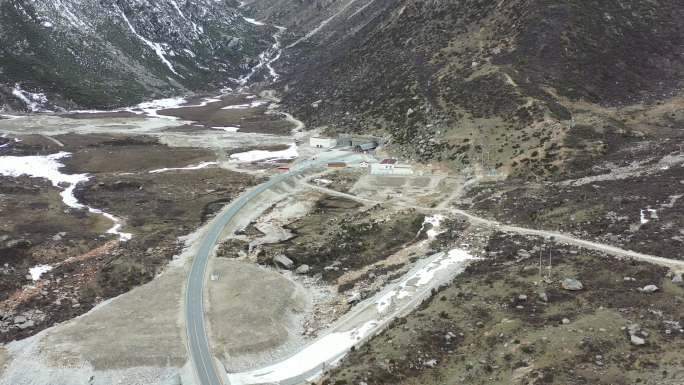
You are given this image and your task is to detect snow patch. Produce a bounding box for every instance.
[29,265,52,281]
[12,84,50,112]
[242,17,265,26]
[377,248,476,311]
[119,8,182,77]
[423,214,445,239]
[229,144,298,163]
[221,100,268,110]
[148,162,218,174]
[640,208,658,224]
[212,126,241,133]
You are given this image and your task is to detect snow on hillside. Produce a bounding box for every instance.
[0,0,274,110]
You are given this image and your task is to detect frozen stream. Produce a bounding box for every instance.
[0,152,132,242]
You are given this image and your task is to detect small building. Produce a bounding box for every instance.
[327,162,347,169]
[370,159,413,175]
[310,136,337,149]
[337,134,353,147]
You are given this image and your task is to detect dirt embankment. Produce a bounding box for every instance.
[256,196,426,283]
[0,134,260,343]
[323,228,684,385]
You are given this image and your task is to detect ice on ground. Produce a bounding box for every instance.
[213,126,241,133]
[0,152,132,241]
[29,265,52,281]
[230,144,298,163]
[148,162,218,174]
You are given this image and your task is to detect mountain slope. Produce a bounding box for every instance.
[0,0,274,111]
[252,0,684,175]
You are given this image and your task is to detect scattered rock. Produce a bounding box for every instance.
[273,254,294,270]
[561,278,583,291]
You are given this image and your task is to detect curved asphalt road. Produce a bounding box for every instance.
[185,158,344,385]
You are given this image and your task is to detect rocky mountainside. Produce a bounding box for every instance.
[0,0,275,111]
[249,0,684,176]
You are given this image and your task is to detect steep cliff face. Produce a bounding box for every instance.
[250,0,684,174]
[0,0,275,111]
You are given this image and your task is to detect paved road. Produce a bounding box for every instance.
[185,155,356,385]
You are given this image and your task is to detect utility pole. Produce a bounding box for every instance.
[547,235,555,279]
[539,241,543,278]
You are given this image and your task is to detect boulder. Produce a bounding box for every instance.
[295,264,310,275]
[517,249,531,258]
[562,318,571,325]
[630,334,646,346]
[638,285,659,293]
[561,278,583,291]
[538,292,549,302]
[274,254,294,270]
[672,273,683,284]
[17,320,34,330]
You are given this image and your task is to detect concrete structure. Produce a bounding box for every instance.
[355,142,377,152]
[310,136,337,149]
[370,159,413,175]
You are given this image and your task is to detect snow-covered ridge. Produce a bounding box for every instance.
[0,152,132,242]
